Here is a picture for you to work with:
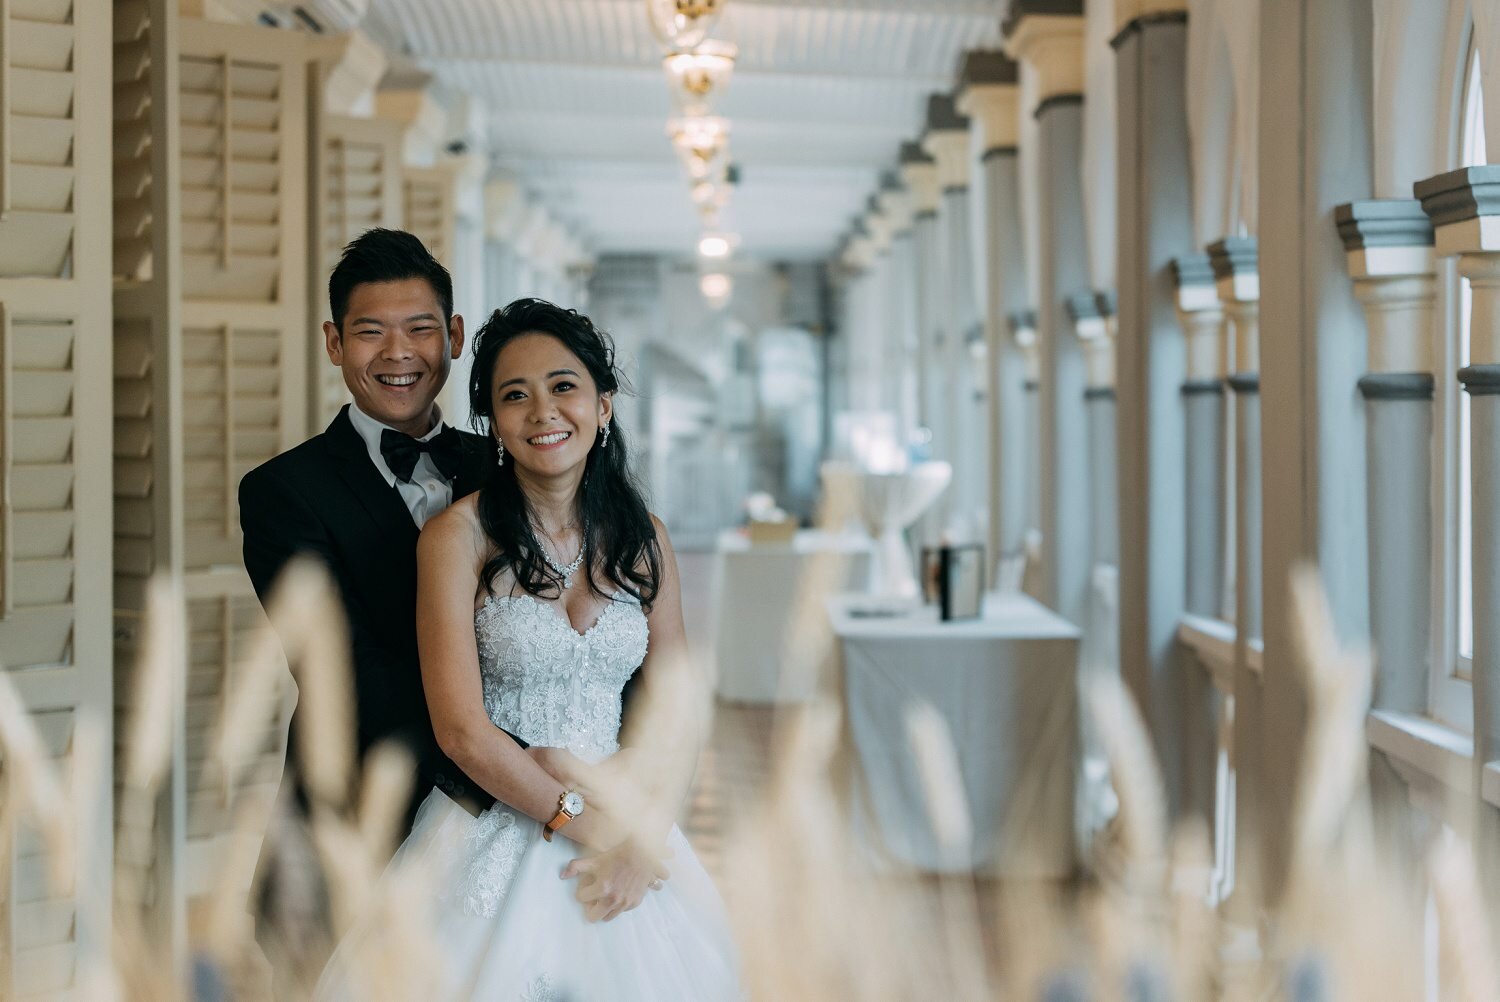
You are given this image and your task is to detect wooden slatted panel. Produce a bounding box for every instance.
[109,18,306,919]
[178,54,284,302]
[0,4,109,995]
[3,668,81,1002]
[112,317,154,618]
[181,326,282,570]
[312,115,402,429]
[184,595,284,844]
[0,0,78,279]
[402,164,455,268]
[0,317,75,669]
[113,0,152,282]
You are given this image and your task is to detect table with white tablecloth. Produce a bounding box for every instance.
[711,529,872,703]
[829,591,1081,875]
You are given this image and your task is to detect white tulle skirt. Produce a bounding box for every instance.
[318,787,741,1001]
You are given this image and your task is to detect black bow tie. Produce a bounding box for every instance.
[380,425,463,484]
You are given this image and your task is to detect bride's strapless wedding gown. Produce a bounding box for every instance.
[321,591,741,1001]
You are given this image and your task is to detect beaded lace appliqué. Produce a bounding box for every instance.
[520,974,559,1001]
[452,807,528,918]
[473,591,649,762]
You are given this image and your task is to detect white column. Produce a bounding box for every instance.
[1008,4,1092,626]
[959,53,1031,580]
[923,94,980,540]
[1336,201,1437,715]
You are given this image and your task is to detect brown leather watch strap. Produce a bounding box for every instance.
[543,809,572,842]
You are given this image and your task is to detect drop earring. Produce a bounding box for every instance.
[599,422,610,450]
[496,438,505,467]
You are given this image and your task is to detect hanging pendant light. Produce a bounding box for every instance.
[646,0,728,50]
[668,116,731,180]
[663,40,737,117]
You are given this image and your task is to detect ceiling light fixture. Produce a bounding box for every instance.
[663,40,737,117]
[699,272,733,303]
[668,116,731,180]
[698,233,734,258]
[646,0,729,50]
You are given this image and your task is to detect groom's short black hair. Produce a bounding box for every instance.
[328,228,454,333]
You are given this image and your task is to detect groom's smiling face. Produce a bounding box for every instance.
[323,277,464,437]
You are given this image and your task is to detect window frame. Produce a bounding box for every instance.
[1431,20,1484,733]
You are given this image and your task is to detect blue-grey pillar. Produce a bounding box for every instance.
[923,95,980,539]
[1069,292,1119,568]
[1173,253,1228,840]
[960,54,1030,579]
[1009,5,1091,626]
[1420,167,1500,916]
[1173,255,1227,620]
[1110,6,1192,812]
[878,175,921,438]
[1012,311,1043,575]
[1336,200,1436,716]
[901,142,941,453]
[901,141,942,547]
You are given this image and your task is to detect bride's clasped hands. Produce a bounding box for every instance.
[527,744,676,923]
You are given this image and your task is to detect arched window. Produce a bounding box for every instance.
[1458,40,1485,670]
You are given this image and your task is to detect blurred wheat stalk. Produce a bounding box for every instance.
[0,560,1492,1000]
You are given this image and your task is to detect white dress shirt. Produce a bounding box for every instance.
[346,402,456,528]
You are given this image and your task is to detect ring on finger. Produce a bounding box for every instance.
[649,879,663,890]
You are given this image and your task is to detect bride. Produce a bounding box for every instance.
[333,298,740,999]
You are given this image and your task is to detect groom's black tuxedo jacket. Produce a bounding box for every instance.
[239,405,505,830]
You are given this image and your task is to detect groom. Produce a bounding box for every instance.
[240,228,502,839]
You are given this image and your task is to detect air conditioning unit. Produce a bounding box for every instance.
[216,0,369,33]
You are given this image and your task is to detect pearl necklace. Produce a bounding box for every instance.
[535,523,587,588]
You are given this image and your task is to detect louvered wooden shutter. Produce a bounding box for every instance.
[0,1,112,997]
[310,113,402,431]
[403,164,456,268]
[111,7,306,916]
[182,595,281,867]
[3,666,83,1000]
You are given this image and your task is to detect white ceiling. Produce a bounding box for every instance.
[363,0,1004,260]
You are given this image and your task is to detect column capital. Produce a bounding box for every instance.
[1415,164,1500,256]
[1010,310,1040,381]
[1170,254,1221,312]
[899,141,940,216]
[1003,4,1085,110]
[863,198,893,253]
[1207,236,1259,303]
[921,94,972,190]
[1173,259,1226,378]
[877,177,914,235]
[1334,199,1434,279]
[1065,291,1108,339]
[841,229,875,273]
[308,29,388,115]
[1007,309,1038,347]
[956,51,1021,154]
[1110,2,1187,49]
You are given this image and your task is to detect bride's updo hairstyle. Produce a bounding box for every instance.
[468,298,661,610]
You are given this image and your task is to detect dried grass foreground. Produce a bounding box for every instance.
[0,560,1493,1000]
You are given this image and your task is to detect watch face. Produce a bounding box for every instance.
[562,791,585,816]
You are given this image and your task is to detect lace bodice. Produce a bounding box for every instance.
[474,591,649,761]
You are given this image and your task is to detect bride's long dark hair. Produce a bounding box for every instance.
[468,298,661,610]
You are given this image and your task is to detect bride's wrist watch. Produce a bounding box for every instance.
[543,789,585,841]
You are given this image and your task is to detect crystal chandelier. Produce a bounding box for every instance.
[668,116,731,181]
[646,0,728,49]
[663,40,737,117]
